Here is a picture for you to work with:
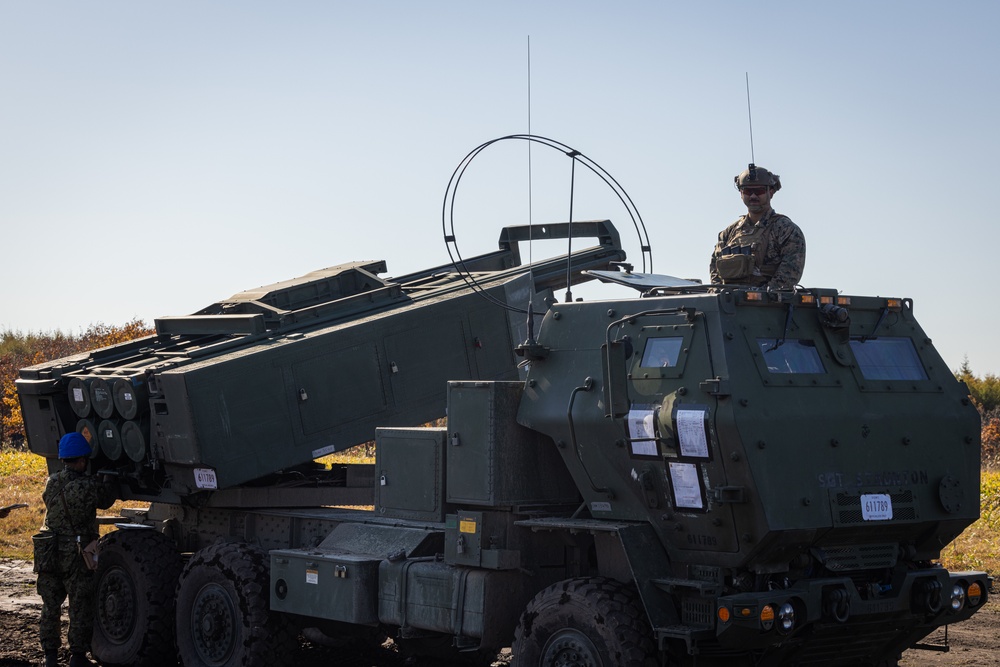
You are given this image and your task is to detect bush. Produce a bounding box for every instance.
[982,407,1000,470]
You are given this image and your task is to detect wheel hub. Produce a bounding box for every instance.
[96,566,137,643]
[541,629,602,667]
[190,583,237,665]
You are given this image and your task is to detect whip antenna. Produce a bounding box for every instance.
[745,72,757,178]
[524,36,538,347]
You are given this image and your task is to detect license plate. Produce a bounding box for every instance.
[194,468,218,490]
[861,493,892,521]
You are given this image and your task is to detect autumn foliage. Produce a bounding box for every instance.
[955,359,1000,469]
[0,320,154,447]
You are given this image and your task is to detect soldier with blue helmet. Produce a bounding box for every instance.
[710,164,806,289]
[37,432,117,667]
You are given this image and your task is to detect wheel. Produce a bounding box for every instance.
[92,529,183,667]
[511,577,656,667]
[175,542,295,667]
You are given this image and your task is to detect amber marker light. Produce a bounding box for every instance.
[836,296,851,306]
[886,298,903,310]
[745,292,763,302]
[819,296,833,305]
[967,581,983,607]
[800,294,816,304]
[718,607,731,623]
[760,604,775,631]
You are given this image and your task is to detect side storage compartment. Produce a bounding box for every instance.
[446,381,579,507]
[270,549,380,624]
[375,427,451,521]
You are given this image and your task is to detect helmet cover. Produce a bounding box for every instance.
[58,431,92,459]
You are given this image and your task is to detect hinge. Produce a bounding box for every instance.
[710,486,746,504]
[699,378,731,397]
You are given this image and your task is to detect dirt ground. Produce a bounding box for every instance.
[1,558,996,666]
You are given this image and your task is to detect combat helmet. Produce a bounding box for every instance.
[734,163,781,192]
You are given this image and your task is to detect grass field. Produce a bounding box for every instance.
[3,450,999,577]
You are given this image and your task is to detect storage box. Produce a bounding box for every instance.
[375,427,450,522]
[270,549,380,624]
[446,381,580,507]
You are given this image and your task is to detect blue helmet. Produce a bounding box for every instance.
[59,432,92,459]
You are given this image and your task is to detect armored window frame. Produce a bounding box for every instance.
[755,338,826,374]
[631,326,694,383]
[740,312,840,386]
[849,337,928,382]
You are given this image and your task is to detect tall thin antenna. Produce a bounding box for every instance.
[527,36,533,250]
[523,36,537,347]
[745,72,755,165]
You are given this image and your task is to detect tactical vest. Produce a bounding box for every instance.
[42,471,99,542]
[715,216,779,285]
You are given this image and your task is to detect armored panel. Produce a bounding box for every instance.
[443,510,520,570]
[270,549,380,624]
[317,521,444,559]
[446,381,579,507]
[294,342,386,435]
[16,382,64,457]
[445,511,483,566]
[375,427,451,522]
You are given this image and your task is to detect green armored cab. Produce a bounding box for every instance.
[507,282,987,665]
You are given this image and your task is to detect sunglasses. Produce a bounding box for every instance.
[741,186,770,196]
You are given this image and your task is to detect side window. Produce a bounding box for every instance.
[640,337,684,368]
[757,338,826,373]
[849,337,928,381]
[756,339,825,374]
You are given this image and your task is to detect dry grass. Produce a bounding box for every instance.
[939,468,1000,574]
[316,441,377,467]
[0,449,48,560]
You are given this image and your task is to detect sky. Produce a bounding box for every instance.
[1,2,998,375]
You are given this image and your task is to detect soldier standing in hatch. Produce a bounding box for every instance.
[37,432,118,667]
[710,165,805,289]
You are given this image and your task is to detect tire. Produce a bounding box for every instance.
[511,577,656,667]
[92,529,183,667]
[175,542,295,667]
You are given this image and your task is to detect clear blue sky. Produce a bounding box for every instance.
[2,2,998,375]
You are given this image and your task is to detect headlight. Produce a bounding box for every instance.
[950,584,965,612]
[778,602,796,633]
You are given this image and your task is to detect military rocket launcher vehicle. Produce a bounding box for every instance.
[16,220,624,502]
[16,146,989,666]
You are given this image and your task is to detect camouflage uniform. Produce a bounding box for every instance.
[709,208,805,289]
[37,468,117,654]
